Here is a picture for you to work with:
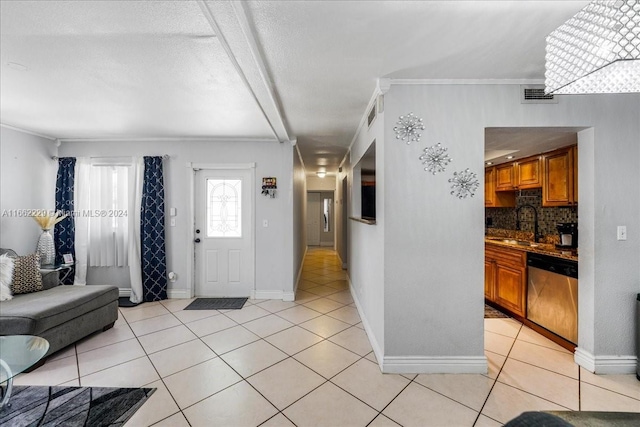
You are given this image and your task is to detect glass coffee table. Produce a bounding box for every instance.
[0,335,49,409]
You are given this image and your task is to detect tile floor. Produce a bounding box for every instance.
[15,248,640,426]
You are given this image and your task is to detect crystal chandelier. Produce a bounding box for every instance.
[545,0,640,94]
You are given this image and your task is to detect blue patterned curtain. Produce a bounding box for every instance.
[54,157,76,284]
[141,156,167,301]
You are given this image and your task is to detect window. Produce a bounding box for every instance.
[88,165,129,267]
[207,178,242,238]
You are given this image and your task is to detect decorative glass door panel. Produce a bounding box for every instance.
[207,179,242,238]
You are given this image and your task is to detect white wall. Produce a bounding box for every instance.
[307,175,336,191]
[347,102,386,364]
[0,127,58,255]
[292,145,307,293]
[59,139,295,299]
[380,84,639,372]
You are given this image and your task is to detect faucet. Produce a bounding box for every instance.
[515,204,541,242]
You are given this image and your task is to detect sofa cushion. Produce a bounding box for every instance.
[11,253,43,294]
[0,285,119,335]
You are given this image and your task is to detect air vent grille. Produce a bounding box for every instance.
[520,85,558,104]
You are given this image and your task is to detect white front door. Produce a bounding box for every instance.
[195,168,254,297]
[307,192,321,246]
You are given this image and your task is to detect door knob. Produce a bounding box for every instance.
[196,229,201,234]
[194,238,201,243]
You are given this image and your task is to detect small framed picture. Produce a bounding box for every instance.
[62,253,74,264]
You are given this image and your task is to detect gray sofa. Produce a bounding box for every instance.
[0,249,119,358]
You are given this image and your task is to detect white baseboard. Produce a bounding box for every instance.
[252,290,285,300]
[382,356,488,374]
[118,288,131,297]
[348,277,384,370]
[167,288,191,299]
[319,242,334,247]
[282,291,295,302]
[575,347,638,374]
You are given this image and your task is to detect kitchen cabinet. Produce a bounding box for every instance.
[542,145,576,206]
[485,167,515,207]
[495,163,516,191]
[515,156,542,189]
[485,245,526,317]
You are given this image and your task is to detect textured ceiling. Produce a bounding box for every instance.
[0,0,590,174]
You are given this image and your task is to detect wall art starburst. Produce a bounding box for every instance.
[448,168,479,199]
[393,112,424,144]
[419,143,451,175]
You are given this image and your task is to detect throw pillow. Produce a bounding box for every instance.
[0,253,14,301]
[11,253,43,294]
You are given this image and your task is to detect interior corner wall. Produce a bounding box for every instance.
[306,175,336,191]
[58,140,295,299]
[292,145,307,292]
[349,107,385,360]
[0,127,58,255]
[382,84,640,366]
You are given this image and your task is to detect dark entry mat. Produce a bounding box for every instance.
[185,297,248,310]
[484,304,509,318]
[118,297,141,307]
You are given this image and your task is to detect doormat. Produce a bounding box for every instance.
[484,304,509,318]
[118,297,141,308]
[185,297,248,310]
[0,385,155,427]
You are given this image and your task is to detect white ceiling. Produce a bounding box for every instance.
[0,0,590,174]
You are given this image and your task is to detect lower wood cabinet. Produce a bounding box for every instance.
[485,244,526,317]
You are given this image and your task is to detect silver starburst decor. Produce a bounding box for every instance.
[419,143,451,175]
[393,112,425,144]
[448,168,479,199]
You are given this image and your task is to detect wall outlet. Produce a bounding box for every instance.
[263,219,268,227]
[170,218,176,227]
[617,225,627,241]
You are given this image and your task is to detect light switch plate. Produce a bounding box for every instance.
[617,225,627,240]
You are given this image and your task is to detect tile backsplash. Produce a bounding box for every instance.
[485,188,578,239]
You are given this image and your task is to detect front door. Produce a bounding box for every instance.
[195,168,254,297]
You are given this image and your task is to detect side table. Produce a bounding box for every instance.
[39,264,74,286]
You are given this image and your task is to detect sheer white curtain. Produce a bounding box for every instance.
[74,158,91,286]
[88,166,129,267]
[128,157,144,304]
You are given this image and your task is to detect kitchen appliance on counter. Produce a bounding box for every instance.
[556,223,578,249]
[527,252,578,344]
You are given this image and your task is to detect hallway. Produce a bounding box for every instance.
[13,248,640,426]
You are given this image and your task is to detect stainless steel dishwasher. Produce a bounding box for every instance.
[527,253,578,344]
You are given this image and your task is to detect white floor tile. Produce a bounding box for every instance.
[283,382,377,427]
[368,414,402,426]
[47,345,76,362]
[223,305,271,324]
[497,358,579,410]
[247,358,325,410]
[508,339,578,379]
[200,325,260,355]
[76,323,135,354]
[332,358,410,411]
[80,356,159,388]
[163,357,242,409]
[172,308,220,324]
[149,339,217,378]
[484,330,516,356]
[579,382,640,412]
[293,340,360,379]
[183,380,278,427]
[484,317,522,338]
[160,298,196,312]
[481,382,568,424]
[328,326,373,356]
[382,382,478,427]
[220,340,288,378]
[265,326,324,356]
[121,303,170,323]
[137,324,198,355]
[325,305,361,324]
[485,350,507,380]
[580,368,640,401]
[325,290,354,305]
[150,412,191,427]
[14,354,78,386]
[129,313,182,337]
[299,315,351,339]
[259,413,296,427]
[293,290,322,304]
[414,373,494,411]
[516,326,571,353]
[185,313,238,337]
[242,314,294,338]
[77,338,146,377]
[303,297,345,314]
[474,414,503,427]
[255,299,298,313]
[276,305,323,324]
[124,380,181,427]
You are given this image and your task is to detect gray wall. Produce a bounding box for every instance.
[379,84,639,366]
[292,145,307,292]
[59,139,295,299]
[0,127,58,255]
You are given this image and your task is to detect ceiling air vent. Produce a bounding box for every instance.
[520,85,558,104]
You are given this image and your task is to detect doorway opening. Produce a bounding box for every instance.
[307,191,334,247]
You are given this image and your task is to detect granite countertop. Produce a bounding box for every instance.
[485,228,578,262]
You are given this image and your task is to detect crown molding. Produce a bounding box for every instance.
[0,123,57,141]
[57,136,278,144]
[390,78,545,85]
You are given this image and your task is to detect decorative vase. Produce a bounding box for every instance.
[36,229,55,266]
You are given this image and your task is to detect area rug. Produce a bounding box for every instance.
[0,386,155,427]
[484,304,509,318]
[185,297,248,310]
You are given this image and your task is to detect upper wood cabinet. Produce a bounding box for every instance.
[485,167,515,207]
[542,145,576,206]
[495,163,516,191]
[515,156,542,189]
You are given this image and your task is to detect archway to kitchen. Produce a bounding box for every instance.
[484,126,591,353]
